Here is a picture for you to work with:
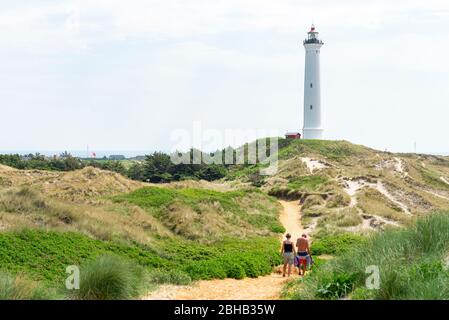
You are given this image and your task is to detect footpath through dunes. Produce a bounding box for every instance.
[143,200,304,300]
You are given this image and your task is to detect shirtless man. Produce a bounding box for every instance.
[296,234,310,276]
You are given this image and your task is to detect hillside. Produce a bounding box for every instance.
[1,139,449,299]
[0,165,283,298]
[231,139,449,238]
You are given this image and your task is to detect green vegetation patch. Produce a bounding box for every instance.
[112,186,283,236]
[420,166,449,190]
[113,186,246,214]
[310,233,366,256]
[278,140,370,161]
[288,175,329,192]
[285,212,449,300]
[0,229,281,292]
[0,230,168,285]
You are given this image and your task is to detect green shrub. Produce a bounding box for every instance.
[311,233,365,255]
[351,287,376,300]
[73,255,146,300]
[223,260,246,279]
[288,176,329,192]
[148,269,192,285]
[183,260,228,281]
[271,225,286,233]
[316,272,356,299]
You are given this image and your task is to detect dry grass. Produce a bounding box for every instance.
[0,186,172,245]
[0,272,57,300]
[302,195,325,210]
[0,165,282,245]
[356,187,410,224]
[334,208,363,227]
[0,166,145,203]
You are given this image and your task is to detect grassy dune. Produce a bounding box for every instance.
[113,186,284,238]
[1,139,449,299]
[0,166,284,299]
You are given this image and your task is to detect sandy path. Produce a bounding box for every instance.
[143,201,303,300]
[278,200,304,240]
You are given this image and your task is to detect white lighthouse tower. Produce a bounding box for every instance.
[302,25,324,139]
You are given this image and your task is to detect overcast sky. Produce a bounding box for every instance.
[1,0,449,154]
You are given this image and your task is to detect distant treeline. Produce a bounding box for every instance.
[0,151,228,182]
[0,153,83,171]
[0,139,290,183]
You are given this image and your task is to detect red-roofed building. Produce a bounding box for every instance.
[285,132,301,139]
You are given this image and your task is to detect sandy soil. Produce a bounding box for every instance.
[394,157,406,175]
[145,274,292,300]
[440,177,449,186]
[278,200,304,240]
[300,157,328,173]
[143,200,304,300]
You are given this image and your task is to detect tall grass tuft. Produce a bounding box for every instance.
[0,272,57,300]
[72,255,147,300]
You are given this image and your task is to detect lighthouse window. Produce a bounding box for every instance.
[310,105,313,110]
[310,83,313,88]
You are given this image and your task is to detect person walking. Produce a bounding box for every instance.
[281,233,296,277]
[296,233,311,276]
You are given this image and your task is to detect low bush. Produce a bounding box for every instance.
[288,175,329,192]
[316,272,356,299]
[311,233,366,256]
[183,260,228,281]
[148,269,192,285]
[72,255,147,300]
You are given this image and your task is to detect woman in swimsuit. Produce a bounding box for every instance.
[280,233,296,277]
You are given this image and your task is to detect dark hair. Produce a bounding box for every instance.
[286,233,291,239]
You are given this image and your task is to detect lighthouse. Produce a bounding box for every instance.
[302,25,324,139]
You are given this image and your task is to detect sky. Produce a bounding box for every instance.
[1,0,449,154]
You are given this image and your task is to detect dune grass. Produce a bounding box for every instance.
[284,212,449,300]
[0,272,59,300]
[356,187,409,223]
[278,140,371,162]
[72,255,148,300]
[112,186,284,237]
[287,175,329,192]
